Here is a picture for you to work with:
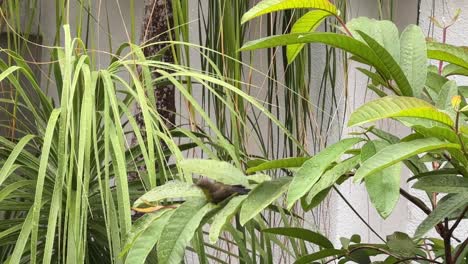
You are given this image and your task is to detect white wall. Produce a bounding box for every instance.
[32,0,466,253]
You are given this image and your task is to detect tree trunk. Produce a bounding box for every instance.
[129,0,176,182]
[139,0,176,128]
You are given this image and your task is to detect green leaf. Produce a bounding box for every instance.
[414,192,468,239]
[443,64,468,77]
[413,175,468,193]
[436,80,458,111]
[124,210,174,264]
[241,0,337,24]
[0,135,35,186]
[302,187,331,211]
[294,249,344,264]
[399,25,427,97]
[287,138,363,208]
[239,177,291,225]
[347,17,400,61]
[246,157,309,174]
[180,159,248,186]
[348,96,454,127]
[241,33,388,79]
[209,196,246,244]
[133,181,205,208]
[362,141,401,219]
[263,227,333,248]
[427,41,468,70]
[354,138,460,182]
[356,30,413,96]
[412,124,458,144]
[157,199,215,264]
[304,156,360,208]
[287,10,333,63]
[386,232,417,258]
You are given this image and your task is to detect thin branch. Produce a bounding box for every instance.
[444,218,452,263]
[453,237,468,263]
[448,206,468,235]
[333,186,385,242]
[400,189,431,214]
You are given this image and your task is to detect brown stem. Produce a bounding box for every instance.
[453,237,468,263]
[444,218,452,263]
[449,206,468,235]
[400,189,431,214]
[334,15,353,37]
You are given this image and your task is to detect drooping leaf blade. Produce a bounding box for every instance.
[354,138,460,182]
[124,210,174,264]
[287,138,363,208]
[399,25,427,97]
[414,193,468,239]
[133,181,205,208]
[241,0,337,24]
[157,199,215,264]
[240,177,291,225]
[180,159,248,186]
[348,96,454,127]
[246,157,309,174]
[209,196,246,244]
[362,141,401,219]
[263,227,334,249]
[287,10,333,63]
[413,175,468,193]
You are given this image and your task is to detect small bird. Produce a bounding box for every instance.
[196,178,250,204]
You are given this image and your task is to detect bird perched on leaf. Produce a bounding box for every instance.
[196,178,250,204]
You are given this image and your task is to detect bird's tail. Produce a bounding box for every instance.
[231,185,250,195]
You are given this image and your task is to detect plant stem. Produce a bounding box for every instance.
[333,186,385,242]
[453,237,468,263]
[444,217,452,263]
[399,189,431,215]
[334,15,353,37]
[437,26,447,75]
[449,206,468,235]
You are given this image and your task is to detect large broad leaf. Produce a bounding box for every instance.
[124,210,174,264]
[386,232,417,258]
[246,157,309,174]
[363,141,401,219]
[287,10,334,63]
[263,227,333,248]
[157,199,216,264]
[133,181,205,208]
[304,155,360,207]
[399,25,427,98]
[209,195,246,244]
[239,177,291,225]
[287,138,363,208]
[442,64,468,77]
[412,124,458,144]
[413,175,468,193]
[179,159,248,186]
[414,193,468,239]
[356,30,412,96]
[241,0,337,24]
[427,41,468,71]
[354,137,460,182]
[436,80,458,112]
[240,33,389,76]
[347,17,400,61]
[348,96,454,127]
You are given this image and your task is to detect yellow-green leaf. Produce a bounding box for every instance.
[241,0,337,24]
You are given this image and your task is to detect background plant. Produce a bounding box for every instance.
[2,0,458,263]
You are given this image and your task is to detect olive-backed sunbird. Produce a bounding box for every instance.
[196,178,250,204]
